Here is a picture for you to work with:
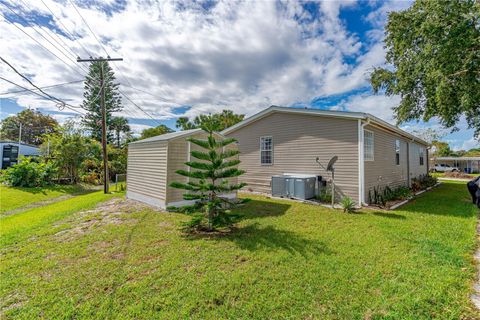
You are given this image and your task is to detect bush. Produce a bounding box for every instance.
[341,196,356,213]
[1,157,57,187]
[411,174,437,192]
[368,185,413,207]
[316,186,332,203]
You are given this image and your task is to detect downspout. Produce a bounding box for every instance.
[358,118,370,206]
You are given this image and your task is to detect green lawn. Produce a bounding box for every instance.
[0,181,479,319]
[0,184,89,214]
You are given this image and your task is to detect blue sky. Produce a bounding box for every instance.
[0,0,478,150]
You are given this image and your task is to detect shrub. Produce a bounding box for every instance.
[316,186,332,203]
[341,196,356,213]
[1,157,57,187]
[411,174,437,192]
[368,185,413,207]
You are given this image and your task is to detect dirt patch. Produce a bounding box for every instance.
[54,198,154,242]
[444,171,475,179]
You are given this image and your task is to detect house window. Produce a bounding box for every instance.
[260,136,273,165]
[395,139,400,165]
[364,130,374,161]
[419,147,424,166]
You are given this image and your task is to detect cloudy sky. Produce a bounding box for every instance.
[0,0,477,150]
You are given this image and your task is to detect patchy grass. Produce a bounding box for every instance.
[0,181,478,319]
[0,184,89,214]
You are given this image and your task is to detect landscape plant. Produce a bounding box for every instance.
[340,196,356,213]
[1,157,57,187]
[169,116,247,232]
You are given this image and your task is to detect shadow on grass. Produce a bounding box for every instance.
[183,200,331,256]
[373,212,406,220]
[233,199,291,220]
[9,184,98,196]
[226,223,333,256]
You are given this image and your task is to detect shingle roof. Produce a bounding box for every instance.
[129,128,203,144]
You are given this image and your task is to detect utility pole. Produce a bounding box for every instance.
[18,122,22,151]
[77,56,123,194]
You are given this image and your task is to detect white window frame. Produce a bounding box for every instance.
[419,147,425,166]
[395,139,400,166]
[364,130,374,161]
[260,136,273,165]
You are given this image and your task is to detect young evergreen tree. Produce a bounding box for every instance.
[169,116,247,232]
[81,60,122,142]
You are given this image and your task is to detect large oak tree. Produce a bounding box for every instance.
[371,0,480,137]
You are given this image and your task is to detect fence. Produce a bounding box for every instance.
[114,174,127,191]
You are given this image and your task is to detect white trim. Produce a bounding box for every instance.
[127,190,166,208]
[260,136,273,166]
[364,129,374,162]
[358,120,368,205]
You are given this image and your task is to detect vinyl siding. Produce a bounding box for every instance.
[166,132,238,204]
[408,142,428,181]
[363,124,416,203]
[226,112,359,201]
[127,140,168,202]
[166,136,189,204]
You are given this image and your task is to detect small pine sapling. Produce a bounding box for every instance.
[169,116,248,232]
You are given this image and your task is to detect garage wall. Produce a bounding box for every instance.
[126,140,168,207]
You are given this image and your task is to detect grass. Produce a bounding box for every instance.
[0,184,89,214]
[0,181,479,319]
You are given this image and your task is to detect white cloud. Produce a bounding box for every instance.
[458,137,480,151]
[129,123,153,136]
[335,92,401,123]
[0,0,392,121]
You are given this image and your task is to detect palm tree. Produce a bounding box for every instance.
[109,116,130,147]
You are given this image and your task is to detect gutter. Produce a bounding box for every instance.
[358,118,370,205]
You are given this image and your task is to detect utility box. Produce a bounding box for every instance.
[271,175,316,200]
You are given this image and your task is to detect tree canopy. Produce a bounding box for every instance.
[140,124,174,140]
[81,60,123,142]
[0,109,59,145]
[109,116,131,147]
[371,0,480,137]
[176,110,245,131]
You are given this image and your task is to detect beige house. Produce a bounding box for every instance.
[222,106,429,205]
[126,129,237,209]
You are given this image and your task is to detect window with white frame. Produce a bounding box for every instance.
[395,139,400,165]
[419,147,424,166]
[260,136,273,165]
[364,130,374,161]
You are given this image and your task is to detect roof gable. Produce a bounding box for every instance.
[221,105,429,146]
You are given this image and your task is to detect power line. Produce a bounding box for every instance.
[0,76,84,115]
[0,79,83,96]
[1,3,89,76]
[39,0,92,58]
[1,13,85,78]
[118,90,162,125]
[0,56,83,110]
[68,0,109,57]
[119,83,181,105]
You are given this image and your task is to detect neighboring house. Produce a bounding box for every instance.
[126,129,237,209]
[430,156,480,174]
[0,141,40,169]
[222,106,429,205]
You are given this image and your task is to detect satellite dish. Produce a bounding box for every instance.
[326,156,338,172]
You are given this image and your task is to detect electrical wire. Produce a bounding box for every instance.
[0,79,83,96]
[1,3,89,76]
[0,76,84,115]
[39,0,93,58]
